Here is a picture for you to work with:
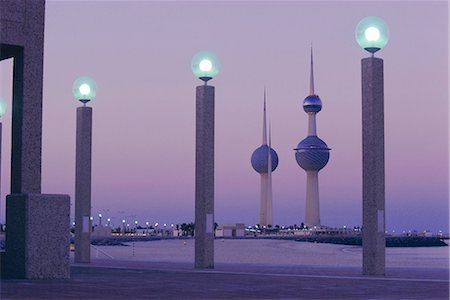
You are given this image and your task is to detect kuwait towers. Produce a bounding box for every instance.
[251,91,279,226]
[295,48,330,228]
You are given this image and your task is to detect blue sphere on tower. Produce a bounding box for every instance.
[251,144,279,173]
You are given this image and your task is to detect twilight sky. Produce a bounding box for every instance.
[0,0,448,232]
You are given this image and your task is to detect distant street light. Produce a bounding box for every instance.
[0,97,7,117]
[74,76,97,263]
[192,50,220,269]
[356,16,389,276]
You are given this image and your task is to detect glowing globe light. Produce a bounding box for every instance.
[199,59,213,72]
[0,97,7,117]
[79,83,91,96]
[364,27,380,41]
[191,50,220,83]
[355,16,389,54]
[72,76,97,103]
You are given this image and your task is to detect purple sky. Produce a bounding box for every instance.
[0,1,448,232]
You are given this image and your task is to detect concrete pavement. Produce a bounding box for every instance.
[1,259,448,299]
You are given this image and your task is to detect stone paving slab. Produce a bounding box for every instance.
[1,260,449,299]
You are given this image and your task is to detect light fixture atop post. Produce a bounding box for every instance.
[355,16,389,55]
[72,76,97,105]
[191,51,220,84]
[0,97,7,117]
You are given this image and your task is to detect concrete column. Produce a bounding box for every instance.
[195,85,214,269]
[362,57,385,275]
[1,1,71,279]
[5,194,70,279]
[0,122,2,215]
[305,170,320,227]
[2,1,46,195]
[259,173,268,226]
[75,106,93,263]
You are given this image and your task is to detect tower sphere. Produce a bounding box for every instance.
[251,145,279,173]
[295,136,330,171]
[303,95,322,113]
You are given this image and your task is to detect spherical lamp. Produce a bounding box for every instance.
[355,16,389,54]
[72,76,97,104]
[0,97,7,117]
[191,50,220,83]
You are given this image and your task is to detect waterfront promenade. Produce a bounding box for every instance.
[1,260,448,299]
[1,239,448,299]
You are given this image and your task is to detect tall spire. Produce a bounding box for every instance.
[267,120,273,225]
[310,46,315,96]
[262,87,268,145]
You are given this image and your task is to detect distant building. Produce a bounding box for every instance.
[92,225,112,237]
[215,224,245,237]
[279,226,358,236]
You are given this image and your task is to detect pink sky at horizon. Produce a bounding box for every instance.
[0,1,448,232]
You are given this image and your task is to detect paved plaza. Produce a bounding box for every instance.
[1,259,448,299]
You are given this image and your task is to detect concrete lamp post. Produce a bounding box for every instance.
[0,97,6,212]
[356,16,389,275]
[191,50,219,269]
[73,76,96,263]
[0,97,6,232]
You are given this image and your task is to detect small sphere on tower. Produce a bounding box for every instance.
[303,95,322,113]
[251,145,279,174]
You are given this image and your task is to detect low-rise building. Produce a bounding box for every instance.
[216,224,245,237]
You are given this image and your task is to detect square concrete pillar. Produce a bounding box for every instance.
[4,194,70,279]
[75,106,93,263]
[362,57,385,275]
[195,85,215,269]
[1,1,71,279]
[0,0,45,194]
